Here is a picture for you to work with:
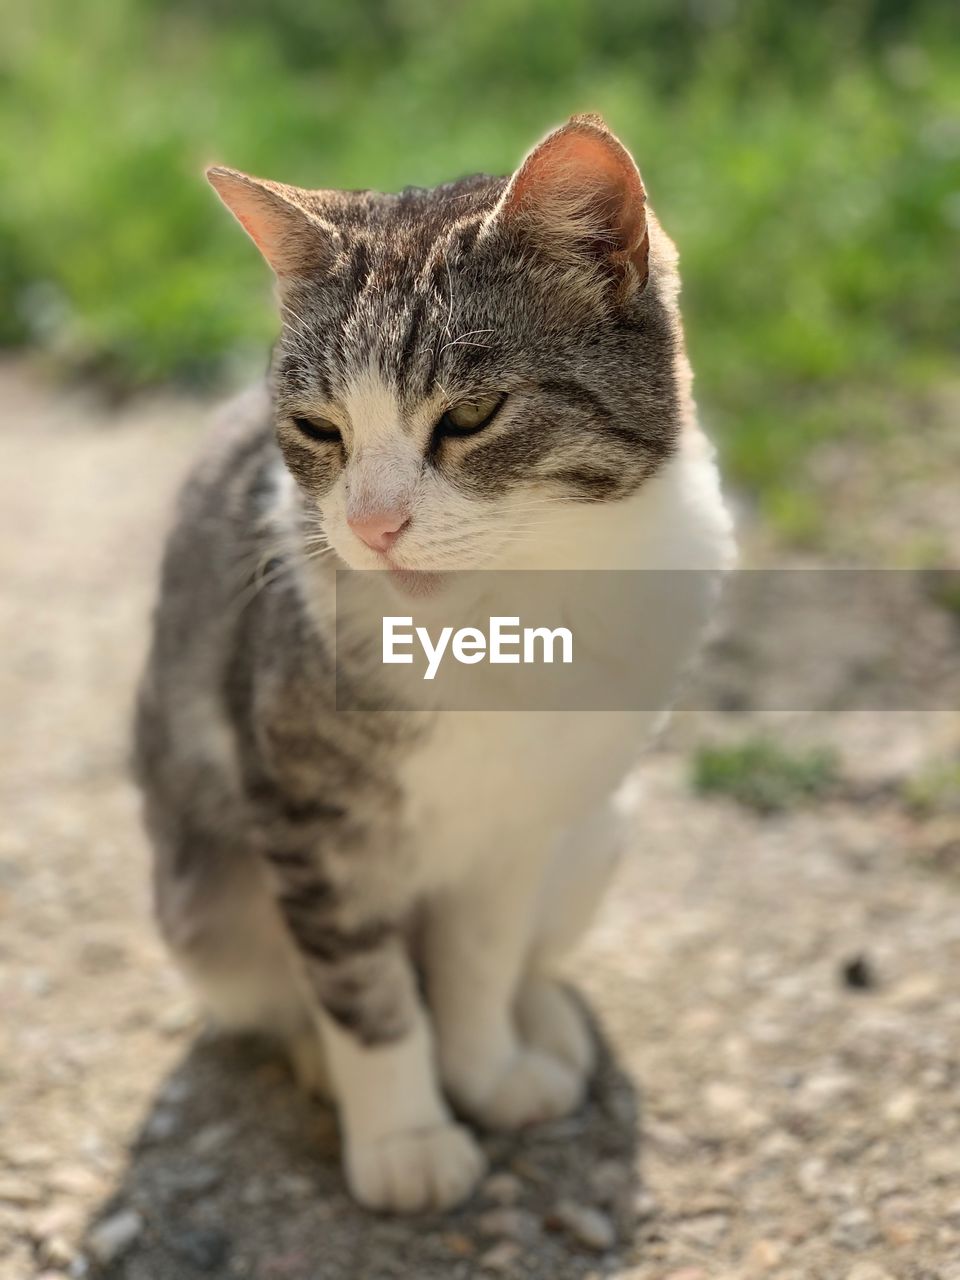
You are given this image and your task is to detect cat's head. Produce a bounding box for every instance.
[208,115,687,578]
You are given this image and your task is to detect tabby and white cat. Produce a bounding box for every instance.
[135,115,733,1213]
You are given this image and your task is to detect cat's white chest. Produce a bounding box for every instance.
[398,707,654,885]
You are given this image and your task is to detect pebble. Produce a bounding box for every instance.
[38,1233,75,1268]
[678,1212,730,1246]
[157,1001,198,1036]
[29,1203,84,1241]
[480,1241,522,1273]
[477,1207,540,1244]
[883,1087,918,1124]
[846,1264,895,1280]
[442,1232,475,1257]
[588,1160,629,1204]
[48,1165,104,1197]
[192,1120,237,1155]
[797,1156,826,1198]
[549,1200,617,1252]
[142,1108,179,1144]
[0,1174,44,1206]
[167,1226,230,1270]
[925,1144,960,1178]
[703,1081,767,1130]
[745,1238,786,1271]
[86,1209,143,1265]
[841,954,876,990]
[481,1172,524,1206]
[831,1208,876,1251]
[277,1173,315,1199]
[633,1188,659,1221]
[164,1163,223,1195]
[662,1269,708,1280]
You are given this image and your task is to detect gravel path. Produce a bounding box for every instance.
[1,361,958,1280]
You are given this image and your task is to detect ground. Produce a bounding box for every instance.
[1,360,958,1280]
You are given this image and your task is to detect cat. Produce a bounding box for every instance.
[134,114,734,1213]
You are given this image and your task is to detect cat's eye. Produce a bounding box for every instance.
[435,393,506,439]
[292,414,342,443]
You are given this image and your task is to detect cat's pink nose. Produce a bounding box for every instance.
[347,509,410,553]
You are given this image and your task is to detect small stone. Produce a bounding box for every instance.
[0,1174,43,1205]
[846,1264,895,1280]
[29,1203,84,1241]
[192,1120,237,1155]
[165,1164,222,1195]
[889,972,941,1006]
[797,1157,826,1198]
[925,1145,960,1178]
[86,1209,143,1265]
[241,1176,270,1206]
[703,1081,767,1132]
[883,1088,918,1125]
[800,1072,857,1103]
[881,1220,918,1248]
[6,1142,57,1168]
[549,1200,617,1253]
[277,1173,314,1199]
[644,1119,691,1154]
[588,1160,629,1204]
[157,1001,198,1036]
[831,1208,876,1251]
[481,1172,524,1206]
[477,1207,540,1244]
[443,1232,475,1257]
[633,1188,659,1221]
[480,1241,522,1273]
[168,1226,230,1271]
[678,1212,730,1246]
[142,1108,178,1144]
[48,1165,105,1197]
[38,1234,75,1268]
[841,954,876,990]
[746,1238,785,1270]
[663,1270,708,1280]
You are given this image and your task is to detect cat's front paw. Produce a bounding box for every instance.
[515,976,596,1079]
[458,1047,585,1132]
[345,1122,486,1214]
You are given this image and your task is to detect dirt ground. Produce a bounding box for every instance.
[1,359,958,1280]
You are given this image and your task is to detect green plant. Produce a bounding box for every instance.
[693,737,841,814]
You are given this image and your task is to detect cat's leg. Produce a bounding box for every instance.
[514,797,628,1078]
[424,853,587,1132]
[266,848,485,1213]
[155,843,333,1097]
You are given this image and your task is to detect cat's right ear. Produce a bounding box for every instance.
[486,115,649,301]
[206,166,336,278]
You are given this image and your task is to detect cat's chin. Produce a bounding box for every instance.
[385,568,445,600]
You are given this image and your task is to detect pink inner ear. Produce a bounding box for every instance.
[506,124,648,274]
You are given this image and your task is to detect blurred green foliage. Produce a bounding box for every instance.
[693,737,841,813]
[0,0,957,505]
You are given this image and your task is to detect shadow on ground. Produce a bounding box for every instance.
[85,1012,641,1279]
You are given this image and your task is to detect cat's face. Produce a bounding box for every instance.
[209,116,685,577]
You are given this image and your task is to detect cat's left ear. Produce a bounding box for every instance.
[490,114,649,299]
[206,166,337,277]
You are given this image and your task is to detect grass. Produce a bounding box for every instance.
[693,738,841,814]
[0,1,957,510]
[902,759,960,816]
